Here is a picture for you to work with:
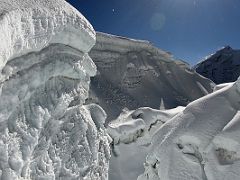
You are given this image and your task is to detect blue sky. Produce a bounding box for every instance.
[68,0,240,65]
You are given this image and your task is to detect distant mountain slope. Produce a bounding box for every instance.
[194,46,240,84]
[88,32,215,122]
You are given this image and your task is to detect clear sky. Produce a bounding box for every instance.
[68,0,240,65]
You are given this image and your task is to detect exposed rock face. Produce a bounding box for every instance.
[0,0,110,179]
[89,32,215,122]
[194,46,240,84]
[139,77,240,180]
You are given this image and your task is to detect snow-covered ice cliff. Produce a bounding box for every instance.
[139,77,240,180]
[88,32,215,122]
[0,0,110,179]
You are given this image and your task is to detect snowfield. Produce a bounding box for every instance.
[0,0,110,179]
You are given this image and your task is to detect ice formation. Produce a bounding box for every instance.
[0,0,110,179]
[88,32,215,122]
[139,77,240,180]
[108,106,185,145]
[107,107,184,180]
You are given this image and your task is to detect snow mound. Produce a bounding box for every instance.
[88,32,215,122]
[213,82,234,92]
[108,106,185,145]
[139,77,240,180]
[107,107,184,180]
[0,0,110,179]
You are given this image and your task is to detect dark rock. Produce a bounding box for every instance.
[194,46,240,84]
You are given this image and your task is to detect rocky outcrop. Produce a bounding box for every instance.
[0,0,110,179]
[88,32,215,122]
[194,46,240,84]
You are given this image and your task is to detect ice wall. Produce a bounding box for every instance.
[0,0,110,179]
[89,32,215,122]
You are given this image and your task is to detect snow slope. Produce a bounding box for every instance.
[139,77,240,180]
[194,46,240,84]
[88,32,215,122]
[0,0,110,179]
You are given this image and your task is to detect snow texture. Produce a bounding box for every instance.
[139,77,240,180]
[194,46,240,84]
[88,32,215,123]
[0,0,110,179]
[0,0,95,80]
[107,106,184,180]
[108,106,185,145]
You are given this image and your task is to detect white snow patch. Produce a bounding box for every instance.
[139,77,240,180]
[108,106,184,180]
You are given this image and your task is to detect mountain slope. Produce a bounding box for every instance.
[194,46,240,84]
[88,32,215,122]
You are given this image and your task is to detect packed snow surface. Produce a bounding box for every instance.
[107,106,184,180]
[88,32,215,122]
[0,0,110,179]
[139,77,240,180]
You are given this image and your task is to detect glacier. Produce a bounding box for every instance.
[139,77,240,180]
[107,106,184,180]
[87,32,215,180]
[1,0,240,180]
[0,0,110,179]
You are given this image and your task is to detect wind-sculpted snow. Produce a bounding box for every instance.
[139,77,240,180]
[89,32,214,122]
[107,107,184,180]
[108,106,185,145]
[0,1,110,179]
[0,0,95,79]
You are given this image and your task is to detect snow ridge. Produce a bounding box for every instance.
[139,77,240,180]
[107,107,184,180]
